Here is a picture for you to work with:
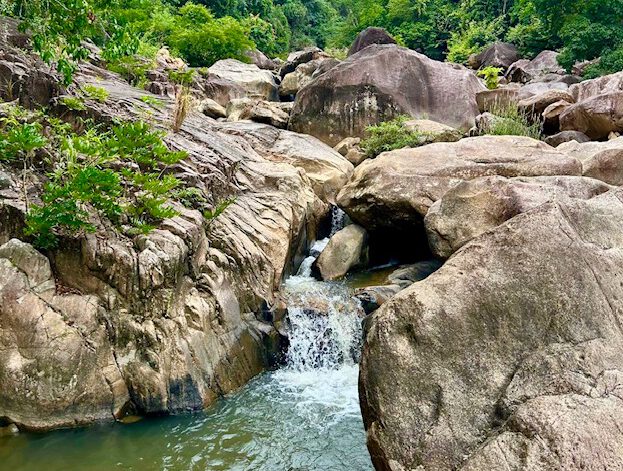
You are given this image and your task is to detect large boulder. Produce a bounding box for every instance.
[506,50,565,83]
[544,130,590,147]
[475,86,520,113]
[225,98,289,128]
[517,89,574,117]
[208,59,279,101]
[289,45,485,146]
[216,121,354,202]
[470,42,519,70]
[313,224,368,280]
[0,239,130,430]
[280,58,339,97]
[360,187,623,471]
[425,175,613,258]
[558,137,623,185]
[336,136,581,238]
[568,70,623,103]
[279,47,330,78]
[348,27,397,57]
[559,92,623,140]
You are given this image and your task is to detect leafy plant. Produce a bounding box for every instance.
[477,66,503,90]
[361,116,425,157]
[140,95,165,108]
[204,197,236,226]
[0,120,47,161]
[60,96,87,111]
[81,84,109,103]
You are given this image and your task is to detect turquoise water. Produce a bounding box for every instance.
[0,367,373,471]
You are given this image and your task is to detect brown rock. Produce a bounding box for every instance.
[314,224,368,280]
[290,45,485,146]
[560,91,623,140]
[348,27,397,57]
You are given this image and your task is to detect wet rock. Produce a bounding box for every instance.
[425,175,613,258]
[314,224,368,280]
[347,27,397,57]
[386,260,443,288]
[337,136,581,240]
[208,59,278,101]
[355,285,402,315]
[470,42,519,70]
[360,187,623,471]
[544,130,590,147]
[290,45,484,146]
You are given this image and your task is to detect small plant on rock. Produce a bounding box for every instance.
[60,96,87,111]
[361,116,425,157]
[477,66,503,90]
[81,84,110,103]
[479,102,542,139]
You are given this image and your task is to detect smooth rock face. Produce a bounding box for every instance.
[425,175,613,258]
[226,98,289,128]
[558,137,623,185]
[544,130,590,147]
[280,58,336,97]
[360,187,623,471]
[289,45,485,146]
[216,121,354,202]
[403,119,462,143]
[517,89,574,117]
[208,59,278,101]
[336,136,581,237]
[348,27,397,56]
[279,47,329,78]
[569,70,623,103]
[199,98,227,119]
[541,99,571,130]
[314,224,368,280]
[560,92,623,139]
[471,42,519,70]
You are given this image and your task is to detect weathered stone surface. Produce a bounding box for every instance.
[334,137,367,166]
[425,175,613,258]
[403,119,462,143]
[560,92,623,140]
[216,121,353,202]
[360,187,623,471]
[475,86,520,113]
[280,58,337,97]
[199,97,227,119]
[279,47,330,78]
[289,45,485,146]
[569,70,623,103]
[201,77,246,107]
[470,42,519,70]
[225,98,290,128]
[245,49,280,70]
[542,99,571,130]
[314,224,368,280]
[0,29,333,431]
[558,137,623,185]
[208,59,279,101]
[0,239,131,431]
[544,130,590,147]
[348,27,397,57]
[506,50,565,83]
[517,89,574,117]
[337,136,581,238]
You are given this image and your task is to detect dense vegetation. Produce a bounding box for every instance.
[4,0,622,82]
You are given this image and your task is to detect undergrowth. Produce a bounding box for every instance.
[0,103,227,249]
[480,102,542,139]
[360,116,426,157]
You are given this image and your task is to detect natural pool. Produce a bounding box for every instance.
[1,234,374,471]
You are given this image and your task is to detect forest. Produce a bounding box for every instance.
[5,0,623,85]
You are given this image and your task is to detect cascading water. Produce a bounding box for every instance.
[1,206,373,470]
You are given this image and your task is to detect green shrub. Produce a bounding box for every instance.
[477,66,503,90]
[583,47,623,78]
[0,120,47,161]
[361,116,425,157]
[140,95,165,108]
[18,113,189,249]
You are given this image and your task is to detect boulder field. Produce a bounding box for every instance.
[3,14,623,471]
